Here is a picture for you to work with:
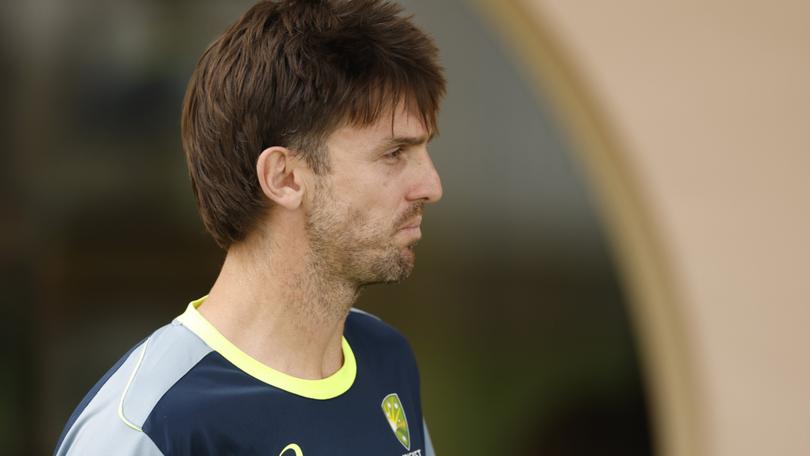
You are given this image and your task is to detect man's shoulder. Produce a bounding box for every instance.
[345,307,418,364]
[115,321,215,426]
[54,320,213,455]
[347,307,406,340]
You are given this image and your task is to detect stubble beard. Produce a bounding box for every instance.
[305,179,420,289]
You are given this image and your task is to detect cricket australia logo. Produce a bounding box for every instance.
[381,393,410,450]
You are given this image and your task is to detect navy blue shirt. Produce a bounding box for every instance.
[55,298,435,456]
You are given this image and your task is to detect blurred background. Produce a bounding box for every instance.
[4,0,809,455]
[2,0,649,454]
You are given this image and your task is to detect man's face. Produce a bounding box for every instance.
[305,106,443,286]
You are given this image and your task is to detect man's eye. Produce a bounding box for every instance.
[385,148,404,160]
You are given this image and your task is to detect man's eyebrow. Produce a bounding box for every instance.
[377,133,436,150]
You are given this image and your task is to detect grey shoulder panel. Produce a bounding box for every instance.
[56,423,163,456]
[119,321,213,426]
[55,321,212,455]
[424,419,436,456]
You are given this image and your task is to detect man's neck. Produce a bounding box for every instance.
[197,230,359,380]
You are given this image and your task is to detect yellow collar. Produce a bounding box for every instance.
[175,296,356,400]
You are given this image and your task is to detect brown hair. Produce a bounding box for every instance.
[181,0,446,249]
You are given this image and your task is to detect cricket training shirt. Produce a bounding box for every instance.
[54,297,435,456]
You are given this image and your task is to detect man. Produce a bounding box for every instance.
[53,0,445,454]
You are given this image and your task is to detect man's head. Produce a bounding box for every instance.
[181,0,446,263]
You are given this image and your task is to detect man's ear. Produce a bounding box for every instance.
[256,146,308,210]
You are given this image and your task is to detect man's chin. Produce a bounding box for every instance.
[398,245,416,275]
[359,253,414,287]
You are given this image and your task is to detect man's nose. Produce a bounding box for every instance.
[408,150,443,203]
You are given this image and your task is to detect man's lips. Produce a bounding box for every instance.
[398,215,423,231]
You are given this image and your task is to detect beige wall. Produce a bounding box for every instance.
[475,0,810,455]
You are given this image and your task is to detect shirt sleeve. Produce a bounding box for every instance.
[55,425,164,456]
[423,419,436,456]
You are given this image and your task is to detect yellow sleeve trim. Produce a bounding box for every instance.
[117,337,150,432]
[175,296,356,400]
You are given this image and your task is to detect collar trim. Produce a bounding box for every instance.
[176,296,356,400]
